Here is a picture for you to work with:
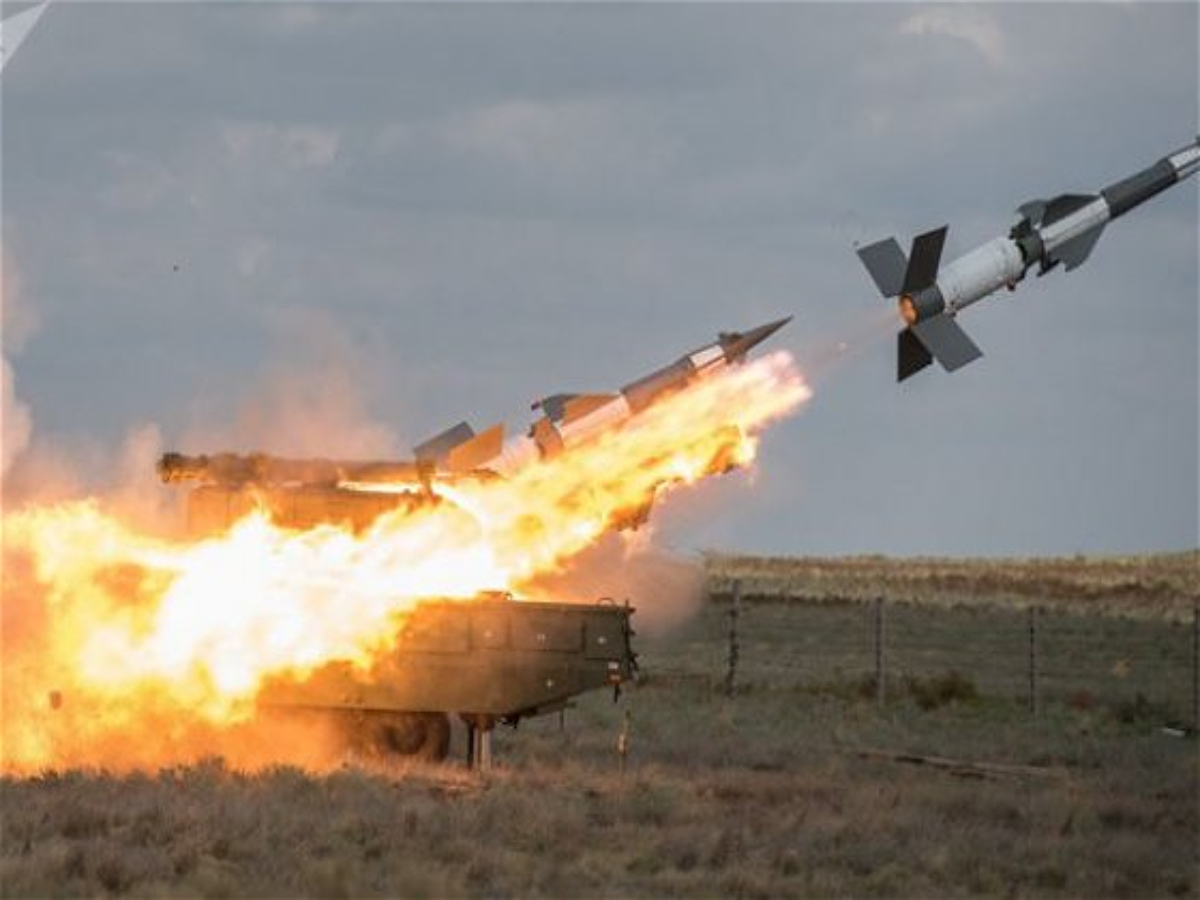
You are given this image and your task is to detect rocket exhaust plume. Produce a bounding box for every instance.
[2,350,809,772]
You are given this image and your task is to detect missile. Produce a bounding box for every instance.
[857,138,1200,382]
[0,2,49,73]
[413,317,792,478]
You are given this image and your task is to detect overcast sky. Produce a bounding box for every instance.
[1,2,1197,557]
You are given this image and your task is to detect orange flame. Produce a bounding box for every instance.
[1,351,809,771]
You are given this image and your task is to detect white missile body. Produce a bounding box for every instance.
[934,237,1026,316]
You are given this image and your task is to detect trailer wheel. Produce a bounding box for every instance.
[370,712,451,762]
[421,713,451,762]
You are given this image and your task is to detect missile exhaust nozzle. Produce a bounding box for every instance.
[857,226,980,381]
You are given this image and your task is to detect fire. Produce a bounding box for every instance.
[1,351,809,771]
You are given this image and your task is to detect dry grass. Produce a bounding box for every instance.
[2,557,1198,898]
[2,687,1194,899]
[705,550,1200,620]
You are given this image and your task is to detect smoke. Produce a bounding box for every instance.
[3,302,403,530]
[521,527,706,638]
[1,409,184,534]
[1,254,38,482]
[107,423,182,533]
[180,308,403,460]
[796,306,897,387]
[1,358,33,476]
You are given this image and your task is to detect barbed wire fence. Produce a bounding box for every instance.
[648,583,1199,730]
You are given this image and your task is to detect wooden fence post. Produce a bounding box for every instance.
[617,711,631,774]
[724,580,741,697]
[874,596,886,707]
[1192,599,1199,732]
[1028,605,1041,717]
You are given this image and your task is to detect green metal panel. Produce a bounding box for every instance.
[510,608,584,652]
[585,611,625,660]
[471,608,510,649]
[396,609,470,653]
[259,599,634,720]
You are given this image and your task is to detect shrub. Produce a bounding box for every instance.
[905,671,979,711]
[1110,692,1173,726]
[1067,689,1097,712]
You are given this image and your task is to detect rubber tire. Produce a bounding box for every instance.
[369,712,451,763]
[420,712,452,762]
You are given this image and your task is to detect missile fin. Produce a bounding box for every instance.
[531,417,564,459]
[533,393,577,422]
[444,423,505,473]
[898,329,933,382]
[1052,224,1106,271]
[1041,193,1098,226]
[414,421,475,464]
[911,315,983,373]
[857,237,908,297]
[902,226,948,294]
[1017,199,1047,226]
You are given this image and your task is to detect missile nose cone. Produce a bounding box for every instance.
[720,316,792,362]
[749,316,793,344]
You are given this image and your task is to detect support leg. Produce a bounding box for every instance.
[471,727,492,771]
[460,714,494,771]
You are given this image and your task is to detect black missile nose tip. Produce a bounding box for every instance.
[720,315,793,361]
[758,315,793,338]
[742,315,793,346]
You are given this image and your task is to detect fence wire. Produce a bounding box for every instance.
[643,595,1197,724]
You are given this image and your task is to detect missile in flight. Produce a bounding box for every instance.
[0,2,48,73]
[856,137,1200,381]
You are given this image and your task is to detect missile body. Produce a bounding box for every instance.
[857,138,1200,381]
[413,318,791,477]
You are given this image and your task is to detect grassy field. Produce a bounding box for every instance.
[2,554,1197,898]
[705,550,1200,620]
